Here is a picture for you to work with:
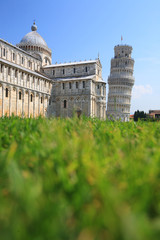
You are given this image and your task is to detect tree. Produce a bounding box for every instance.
[134,110,147,121]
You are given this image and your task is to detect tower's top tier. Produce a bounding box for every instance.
[114,45,132,58]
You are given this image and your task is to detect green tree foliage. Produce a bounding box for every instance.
[0,117,160,240]
[134,110,147,121]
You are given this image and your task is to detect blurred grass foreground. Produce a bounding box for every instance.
[0,117,160,240]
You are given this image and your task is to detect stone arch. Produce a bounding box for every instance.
[43,56,51,66]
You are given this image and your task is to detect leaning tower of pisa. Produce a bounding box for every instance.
[106,45,135,122]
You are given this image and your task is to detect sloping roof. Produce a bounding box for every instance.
[53,75,96,82]
[0,58,51,81]
[149,110,160,114]
[43,60,99,68]
[53,75,106,83]
[0,38,40,60]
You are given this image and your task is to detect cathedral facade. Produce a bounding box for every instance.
[0,23,106,119]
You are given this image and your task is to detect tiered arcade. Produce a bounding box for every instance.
[107,45,135,122]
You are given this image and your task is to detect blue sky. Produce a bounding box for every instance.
[1,0,160,113]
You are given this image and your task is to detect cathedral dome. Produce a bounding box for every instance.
[18,23,48,49]
[17,22,52,66]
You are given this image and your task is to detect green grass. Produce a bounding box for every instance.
[0,117,160,240]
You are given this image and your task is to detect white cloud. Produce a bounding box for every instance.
[132,84,153,99]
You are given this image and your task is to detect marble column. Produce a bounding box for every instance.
[28,90,30,118]
[22,90,24,117]
[16,88,19,116]
[9,87,11,117]
[38,94,40,116]
[2,84,4,117]
[43,94,45,116]
[33,92,36,118]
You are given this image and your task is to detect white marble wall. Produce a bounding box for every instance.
[107,45,135,122]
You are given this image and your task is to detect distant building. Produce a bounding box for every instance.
[0,22,106,119]
[130,114,134,120]
[148,110,160,119]
[106,45,135,122]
